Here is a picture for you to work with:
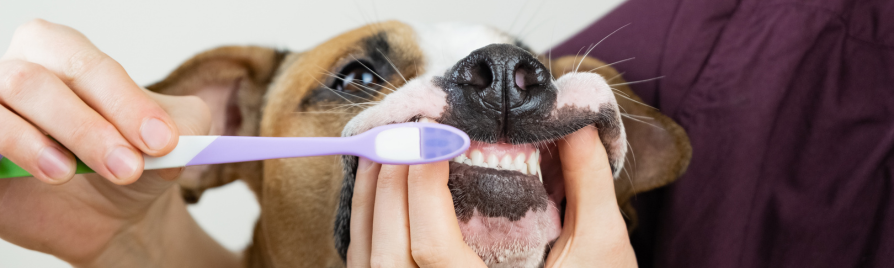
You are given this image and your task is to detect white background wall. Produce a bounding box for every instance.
[0,0,624,266]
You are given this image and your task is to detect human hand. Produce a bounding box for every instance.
[0,19,219,267]
[544,126,637,267]
[346,159,487,267]
[346,126,636,267]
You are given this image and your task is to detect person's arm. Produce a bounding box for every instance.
[83,185,239,268]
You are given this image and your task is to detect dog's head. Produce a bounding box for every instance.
[149,21,690,267]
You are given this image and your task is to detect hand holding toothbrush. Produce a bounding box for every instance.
[0,20,238,267]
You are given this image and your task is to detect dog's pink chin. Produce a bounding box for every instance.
[458,203,562,265]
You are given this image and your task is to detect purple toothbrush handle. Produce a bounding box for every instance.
[187,136,371,166]
[185,123,468,166]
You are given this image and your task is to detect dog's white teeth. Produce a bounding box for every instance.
[486,154,499,168]
[527,151,538,175]
[470,150,484,166]
[419,117,436,123]
[513,154,527,174]
[453,153,468,163]
[537,164,543,183]
[457,149,542,177]
[499,155,513,170]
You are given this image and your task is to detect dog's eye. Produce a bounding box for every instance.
[334,61,382,93]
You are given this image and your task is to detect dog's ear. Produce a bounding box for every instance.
[147,46,288,203]
[549,56,692,229]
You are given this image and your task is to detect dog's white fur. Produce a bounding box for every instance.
[554,72,627,176]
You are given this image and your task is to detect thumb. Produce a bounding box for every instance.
[147,91,212,136]
[142,90,212,180]
[545,126,636,267]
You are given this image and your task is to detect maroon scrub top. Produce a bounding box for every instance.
[552,0,894,267]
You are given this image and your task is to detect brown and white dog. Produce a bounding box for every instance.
[147,21,691,268]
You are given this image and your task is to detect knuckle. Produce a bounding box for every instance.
[0,124,28,153]
[15,19,54,36]
[67,119,116,151]
[64,49,112,81]
[1,61,46,100]
[411,246,449,267]
[368,255,397,268]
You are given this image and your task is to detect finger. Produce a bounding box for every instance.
[369,164,415,267]
[5,19,179,156]
[407,161,485,267]
[0,60,142,184]
[142,92,212,181]
[545,126,636,267]
[0,105,75,184]
[347,158,382,267]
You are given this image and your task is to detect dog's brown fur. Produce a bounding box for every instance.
[147,21,691,267]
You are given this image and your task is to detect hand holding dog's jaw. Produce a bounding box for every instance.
[545,126,637,268]
[348,159,486,268]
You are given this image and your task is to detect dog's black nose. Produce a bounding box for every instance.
[446,44,553,112]
[439,44,557,143]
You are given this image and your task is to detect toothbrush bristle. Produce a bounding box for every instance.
[421,126,467,159]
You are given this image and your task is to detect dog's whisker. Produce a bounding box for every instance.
[312,76,375,104]
[610,87,656,110]
[609,76,664,87]
[361,80,398,93]
[562,47,584,76]
[506,0,532,36]
[574,23,630,73]
[574,43,598,73]
[618,204,630,219]
[587,57,635,73]
[515,0,548,40]
[626,139,637,172]
[621,114,663,130]
[350,54,401,93]
[623,114,655,120]
[321,72,387,98]
[605,71,626,83]
[323,101,380,109]
[377,48,409,84]
[351,0,379,36]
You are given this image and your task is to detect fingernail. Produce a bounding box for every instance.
[38,147,72,181]
[358,157,374,172]
[140,118,172,151]
[107,146,139,180]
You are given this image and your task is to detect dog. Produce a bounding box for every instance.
[147,21,691,268]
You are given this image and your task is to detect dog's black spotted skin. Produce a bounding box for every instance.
[447,162,548,222]
[333,42,625,263]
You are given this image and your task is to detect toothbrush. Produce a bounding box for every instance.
[0,122,470,179]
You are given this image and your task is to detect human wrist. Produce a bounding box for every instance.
[77,186,239,268]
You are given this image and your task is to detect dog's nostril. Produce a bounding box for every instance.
[514,69,528,91]
[467,60,493,89]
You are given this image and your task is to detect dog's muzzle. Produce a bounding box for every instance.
[437,44,558,144]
